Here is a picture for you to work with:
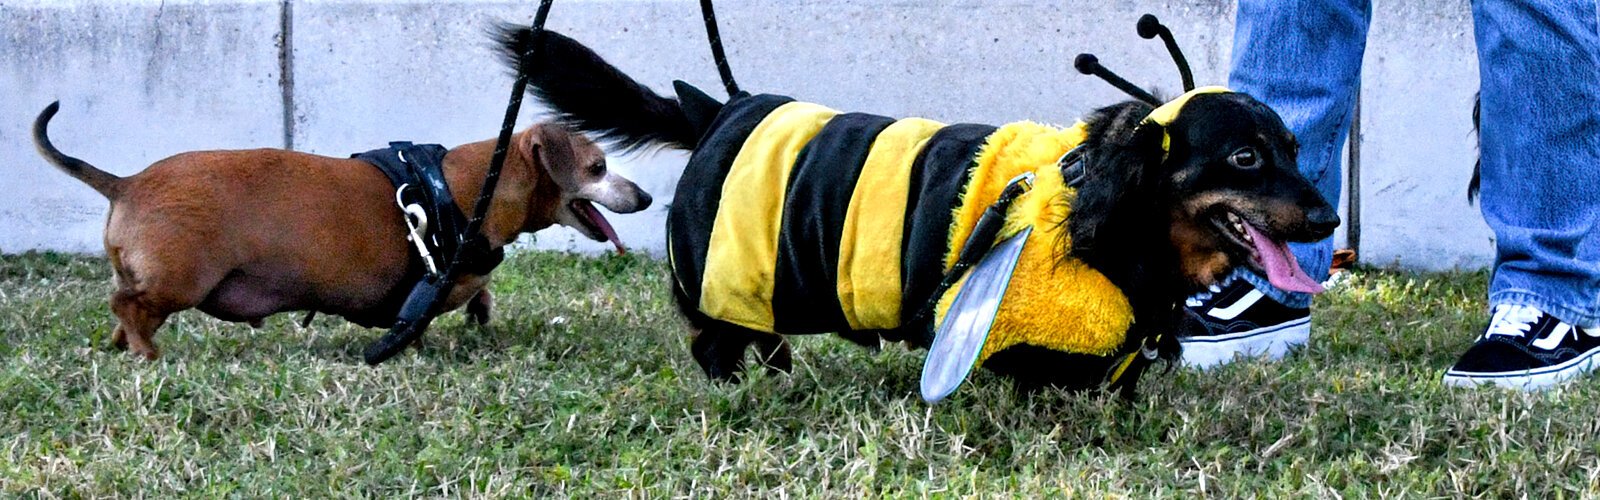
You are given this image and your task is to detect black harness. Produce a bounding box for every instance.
[353,142,475,274]
[315,142,502,333]
[360,0,731,364]
[908,145,1088,337]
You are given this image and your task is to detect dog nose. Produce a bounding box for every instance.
[1305,205,1340,237]
[636,190,653,211]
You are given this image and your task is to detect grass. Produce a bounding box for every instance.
[1,250,1598,497]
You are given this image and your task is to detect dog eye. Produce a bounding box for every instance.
[1229,147,1260,169]
[589,162,606,176]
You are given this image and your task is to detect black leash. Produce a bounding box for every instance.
[698,0,740,97]
[363,0,557,365]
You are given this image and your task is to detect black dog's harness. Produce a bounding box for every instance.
[908,146,1087,334]
[909,144,1162,391]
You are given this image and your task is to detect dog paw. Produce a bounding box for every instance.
[129,347,160,361]
[466,291,493,326]
[755,338,793,374]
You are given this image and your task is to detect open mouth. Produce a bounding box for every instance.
[569,199,627,255]
[1214,211,1324,293]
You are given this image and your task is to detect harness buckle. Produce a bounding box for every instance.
[395,184,439,276]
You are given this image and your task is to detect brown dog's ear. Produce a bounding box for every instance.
[513,126,538,172]
[517,125,558,182]
[523,123,592,191]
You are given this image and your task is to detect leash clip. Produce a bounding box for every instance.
[395,184,439,276]
[1006,171,1036,195]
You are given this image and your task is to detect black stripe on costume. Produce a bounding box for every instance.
[899,123,998,339]
[771,112,897,334]
[668,94,795,310]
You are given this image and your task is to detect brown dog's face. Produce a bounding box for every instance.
[521,123,652,253]
[1159,93,1339,291]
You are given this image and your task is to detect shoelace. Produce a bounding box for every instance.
[1484,304,1544,338]
[1184,283,1225,308]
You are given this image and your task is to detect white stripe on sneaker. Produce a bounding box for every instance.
[1206,289,1264,321]
[1531,323,1573,351]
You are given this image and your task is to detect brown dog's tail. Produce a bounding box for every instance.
[34,102,121,198]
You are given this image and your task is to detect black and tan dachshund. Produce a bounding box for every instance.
[494,26,1338,395]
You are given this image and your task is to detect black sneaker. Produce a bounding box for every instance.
[1443,304,1600,390]
[1178,278,1311,369]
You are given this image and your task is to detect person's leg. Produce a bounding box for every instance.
[1180,0,1371,368]
[1443,0,1600,389]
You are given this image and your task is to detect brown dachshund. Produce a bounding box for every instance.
[32,102,651,360]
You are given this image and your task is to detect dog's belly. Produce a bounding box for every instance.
[196,269,311,323]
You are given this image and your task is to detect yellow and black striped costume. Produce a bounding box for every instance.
[668,94,1134,366]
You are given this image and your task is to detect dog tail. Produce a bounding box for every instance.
[493,24,701,152]
[33,102,121,198]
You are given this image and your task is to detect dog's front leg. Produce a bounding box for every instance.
[466,290,493,326]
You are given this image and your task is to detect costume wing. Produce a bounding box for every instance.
[920,226,1032,403]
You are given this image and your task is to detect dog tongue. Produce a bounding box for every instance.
[1242,222,1324,294]
[576,201,626,255]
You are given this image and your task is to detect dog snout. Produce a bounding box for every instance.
[1303,204,1340,238]
[595,176,652,214]
[635,190,653,211]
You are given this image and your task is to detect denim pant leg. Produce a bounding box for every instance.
[1226,0,1372,309]
[1474,0,1600,327]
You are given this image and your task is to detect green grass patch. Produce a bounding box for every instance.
[1,251,1597,496]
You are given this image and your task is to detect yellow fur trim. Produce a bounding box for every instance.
[700,102,840,332]
[942,121,1087,270]
[932,121,1133,361]
[837,117,946,331]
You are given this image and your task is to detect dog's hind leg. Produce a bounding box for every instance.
[689,322,791,382]
[105,243,224,360]
[672,278,791,381]
[109,288,173,361]
[752,333,792,374]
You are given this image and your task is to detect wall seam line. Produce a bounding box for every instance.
[279,0,295,151]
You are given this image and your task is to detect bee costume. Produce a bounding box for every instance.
[668,85,1231,400]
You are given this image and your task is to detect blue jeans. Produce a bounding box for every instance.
[1229,0,1600,327]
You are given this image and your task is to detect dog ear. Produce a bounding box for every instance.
[1066,101,1166,263]
[520,123,583,188]
[1089,107,1168,190]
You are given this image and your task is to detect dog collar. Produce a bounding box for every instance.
[1141,85,1231,156]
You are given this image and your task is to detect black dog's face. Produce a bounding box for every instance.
[1159,93,1339,290]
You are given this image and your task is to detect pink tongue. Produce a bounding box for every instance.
[1241,222,1324,294]
[576,201,627,256]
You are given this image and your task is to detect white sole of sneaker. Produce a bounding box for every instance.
[1179,317,1310,369]
[1441,348,1600,391]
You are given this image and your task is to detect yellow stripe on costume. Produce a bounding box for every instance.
[699,102,840,331]
[836,117,946,330]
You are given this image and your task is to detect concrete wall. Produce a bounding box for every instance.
[0,0,1490,270]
